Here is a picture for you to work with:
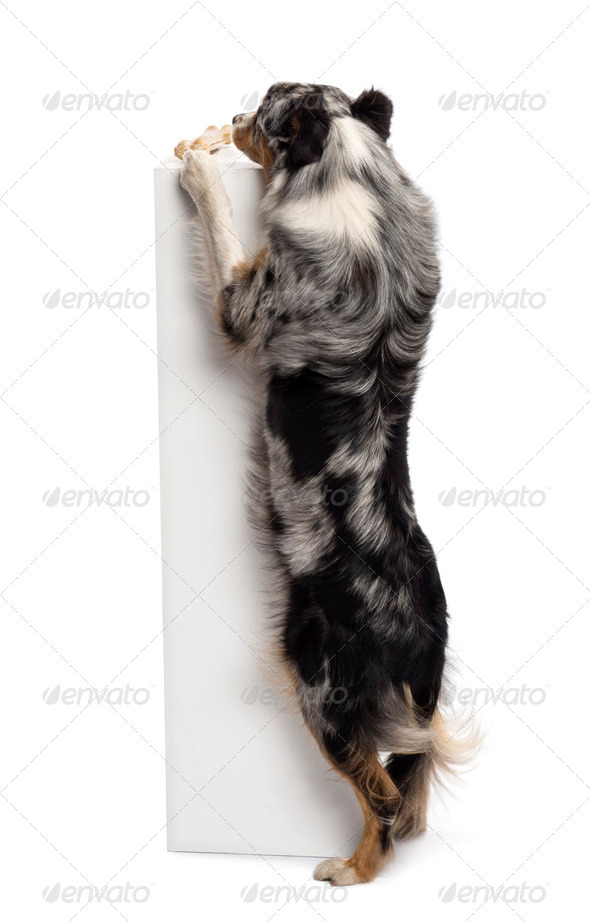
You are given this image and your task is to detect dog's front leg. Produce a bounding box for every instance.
[180,149,246,293]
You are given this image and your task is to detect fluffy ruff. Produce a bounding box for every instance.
[180,82,478,885]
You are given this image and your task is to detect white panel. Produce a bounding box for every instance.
[154,149,360,857]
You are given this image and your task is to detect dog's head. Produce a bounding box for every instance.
[232,83,393,179]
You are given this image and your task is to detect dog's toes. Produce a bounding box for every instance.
[313,858,362,886]
[180,149,221,198]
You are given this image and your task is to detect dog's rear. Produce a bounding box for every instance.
[181,81,478,885]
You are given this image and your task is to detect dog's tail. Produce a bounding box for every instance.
[381,684,481,840]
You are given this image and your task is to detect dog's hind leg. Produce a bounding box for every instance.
[384,752,431,840]
[312,742,401,885]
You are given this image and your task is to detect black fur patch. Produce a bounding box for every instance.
[351,88,393,140]
[282,96,331,169]
[266,368,371,480]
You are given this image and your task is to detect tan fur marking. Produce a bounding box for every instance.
[233,245,269,281]
[232,120,275,182]
[255,136,275,182]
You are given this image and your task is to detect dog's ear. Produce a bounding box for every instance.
[351,88,393,141]
[283,96,329,169]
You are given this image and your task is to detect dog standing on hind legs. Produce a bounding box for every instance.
[179,82,477,885]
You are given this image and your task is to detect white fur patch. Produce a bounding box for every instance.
[276,177,378,245]
[332,115,374,163]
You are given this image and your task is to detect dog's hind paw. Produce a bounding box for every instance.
[313,858,362,886]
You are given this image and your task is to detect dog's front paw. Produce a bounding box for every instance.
[180,149,221,200]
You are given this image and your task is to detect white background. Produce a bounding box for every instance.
[1,0,589,920]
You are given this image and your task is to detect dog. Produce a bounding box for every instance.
[179,82,475,885]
